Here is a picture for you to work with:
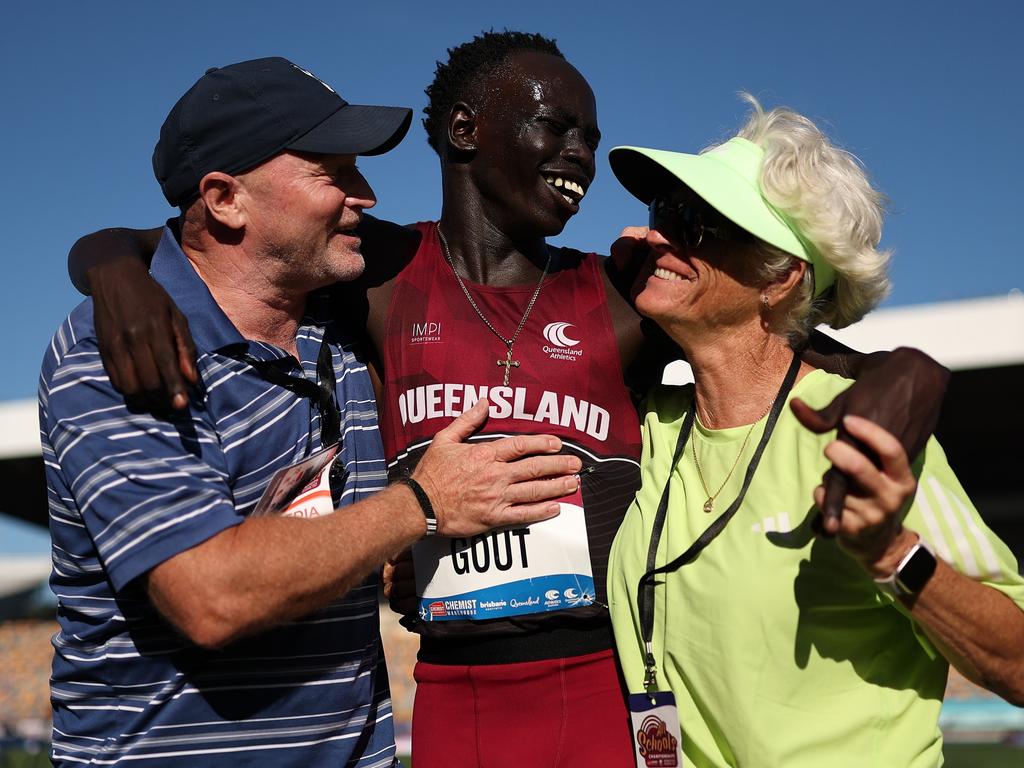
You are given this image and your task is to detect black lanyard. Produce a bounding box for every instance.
[231,336,341,450]
[637,352,801,693]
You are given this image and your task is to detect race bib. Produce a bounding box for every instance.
[412,487,593,620]
[252,444,339,518]
[629,692,683,768]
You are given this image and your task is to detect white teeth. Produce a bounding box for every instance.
[562,194,573,204]
[546,176,586,202]
[654,267,684,282]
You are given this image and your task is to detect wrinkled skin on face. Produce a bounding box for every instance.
[634,185,769,338]
[238,152,376,292]
[451,51,601,247]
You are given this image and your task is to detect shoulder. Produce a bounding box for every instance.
[40,299,100,391]
[354,215,424,288]
[789,368,854,410]
[643,383,695,430]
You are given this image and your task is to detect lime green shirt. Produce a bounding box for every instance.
[608,369,1024,768]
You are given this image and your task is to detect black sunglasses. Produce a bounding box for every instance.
[648,196,738,249]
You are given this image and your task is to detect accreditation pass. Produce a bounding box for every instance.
[412,486,594,620]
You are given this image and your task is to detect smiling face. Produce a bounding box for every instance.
[240,152,376,290]
[636,185,767,337]
[468,51,600,239]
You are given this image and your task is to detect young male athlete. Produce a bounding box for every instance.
[69,32,948,767]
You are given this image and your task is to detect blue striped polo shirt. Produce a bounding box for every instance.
[39,228,396,766]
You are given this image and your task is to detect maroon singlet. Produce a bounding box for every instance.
[380,223,641,665]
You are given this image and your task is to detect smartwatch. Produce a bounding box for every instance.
[875,537,937,598]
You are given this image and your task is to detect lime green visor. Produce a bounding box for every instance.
[608,137,835,296]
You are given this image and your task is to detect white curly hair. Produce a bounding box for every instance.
[711,94,892,344]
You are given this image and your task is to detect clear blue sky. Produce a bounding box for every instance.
[1,1,1021,402]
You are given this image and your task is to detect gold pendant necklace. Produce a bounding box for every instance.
[692,398,775,514]
[438,226,550,386]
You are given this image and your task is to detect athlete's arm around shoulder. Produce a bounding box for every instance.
[336,214,422,366]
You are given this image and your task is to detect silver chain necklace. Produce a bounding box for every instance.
[437,226,551,386]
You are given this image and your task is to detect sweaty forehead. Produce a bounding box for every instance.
[479,51,595,116]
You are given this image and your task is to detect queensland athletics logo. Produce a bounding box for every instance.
[636,715,678,767]
[542,322,584,362]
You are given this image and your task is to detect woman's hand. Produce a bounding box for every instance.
[814,414,919,574]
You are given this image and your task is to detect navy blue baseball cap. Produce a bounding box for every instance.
[153,57,413,207]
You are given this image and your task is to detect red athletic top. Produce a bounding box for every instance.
[380,222,641,662]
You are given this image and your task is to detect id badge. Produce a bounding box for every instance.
[252,443,340,518]
[628,692,683,768]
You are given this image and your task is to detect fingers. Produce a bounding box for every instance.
[382,553,418,616]
[487,501,562,528]
[490,434,569,463]
[432,398,489,445]
[819,467,847,534]
[790,393,844,434]
[842,415,912,479]
[101,337,136,396]
[816,415,918,556]
[790,397,829,433]
[137,312,190,410]
[502,475,579,505]
[172,307,199,393]
[618,225,649,240]
[610,227,651,269]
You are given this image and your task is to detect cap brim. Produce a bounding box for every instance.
[288,104,413,156]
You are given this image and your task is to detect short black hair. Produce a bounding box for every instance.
[423,30,564,154]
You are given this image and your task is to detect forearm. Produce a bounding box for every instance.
[69,226,163,295]
[150,484,426,648]
[908,558,1024,705]
[873,530,1024,705]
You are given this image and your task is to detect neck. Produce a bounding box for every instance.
[438,174,549,285]
[674,321,806,429]
[184,242,306,358]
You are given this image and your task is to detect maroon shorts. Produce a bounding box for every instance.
[410,648,633,767]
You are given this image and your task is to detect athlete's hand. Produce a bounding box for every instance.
[412,398,580,537]
[91,256,198,411]
[814,415,918,573]
[792,347,947,532]
[382,549,418,619]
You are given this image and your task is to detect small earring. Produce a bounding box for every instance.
[761,295,770,311]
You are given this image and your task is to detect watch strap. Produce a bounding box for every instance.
[875,536,936,597]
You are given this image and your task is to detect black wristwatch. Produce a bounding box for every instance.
[875,537,937,597]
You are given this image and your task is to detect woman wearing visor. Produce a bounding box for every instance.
[606,97,1024,767]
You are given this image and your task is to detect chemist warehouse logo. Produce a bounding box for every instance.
[542,322,584,362]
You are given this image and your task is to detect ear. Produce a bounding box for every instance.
[197,172,247,231]
[764,259,808,310]
[447,101,478,153]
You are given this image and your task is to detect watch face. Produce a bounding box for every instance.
[898,546,937,594]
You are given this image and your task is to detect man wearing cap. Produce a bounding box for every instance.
[64,35,949,767]
[39,57,581,767]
